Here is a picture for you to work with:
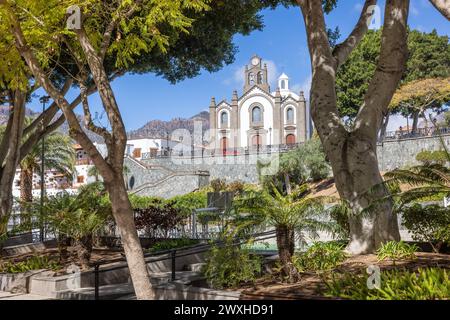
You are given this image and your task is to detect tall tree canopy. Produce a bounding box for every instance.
[336,29,450,121]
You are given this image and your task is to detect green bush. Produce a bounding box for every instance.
[376,241,418,264]
[293,242,348,273]
[0,256,60,274]
[148,238,200,252]
[416,150,448,165]
[129,194,162,209]
[169,191,207,217]
[402,204,450,253]
[203,228,262,289]
[325,268,450,300]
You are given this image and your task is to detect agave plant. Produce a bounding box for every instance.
[233,184,333,282]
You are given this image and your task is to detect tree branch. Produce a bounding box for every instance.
[429,0,450,21]
[354,0,410,138]
[332,0,377,68]
[1,2,114,181]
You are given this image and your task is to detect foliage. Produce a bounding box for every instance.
[402,204,450,253]
[325,268,450,300]
[0,256,60,274]
[134,199,186,238]
[148,238,200,253]
[169,191,207,217]
[226,181,246,195]
[233,184,329,245]
[336,29,450,120]
[292,242,347,273]
[416,150,449,165]
[203,226,262,289]
[376,241,418,264]
[210,178,227,192]
[129,194,163,210]
[328,200,351,240]
[258,138,329,192]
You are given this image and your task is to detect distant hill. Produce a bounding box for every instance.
[127,111,210,139]
[2,105,209,143]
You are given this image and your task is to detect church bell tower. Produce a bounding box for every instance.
[244,55,270,93]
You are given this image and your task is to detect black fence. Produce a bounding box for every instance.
[380,126,450,142]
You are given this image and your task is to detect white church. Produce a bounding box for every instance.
[209,55,310,151]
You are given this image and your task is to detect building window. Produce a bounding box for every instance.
[133,148,142,158]
[252,106,262,124]
[220,111,228,127]
[286,107,294,123]
[286,134,296,145]
[281,80,286,90]
[77,176,85,184]
[257,72,263,84]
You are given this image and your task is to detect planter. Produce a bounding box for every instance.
[207,191,235,210]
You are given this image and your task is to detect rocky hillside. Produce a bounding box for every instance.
[2,105,209,143]
[127,111,210,139]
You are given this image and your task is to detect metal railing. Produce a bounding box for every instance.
[92,230,277,300]
[140,143,304,160]
[380,126,450,142]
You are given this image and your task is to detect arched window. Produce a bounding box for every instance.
[220,111,228,126]
[257,72,263,84]
[286,134,296,145]
[252,106,262,123]
[286,107,294,123]
[281,80,286,90]
[248,72,255,86]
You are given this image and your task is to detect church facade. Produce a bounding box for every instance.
[209,55,309,151]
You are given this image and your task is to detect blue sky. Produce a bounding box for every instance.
[28,0,449,131]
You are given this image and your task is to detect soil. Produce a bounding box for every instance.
[240,252,450,300]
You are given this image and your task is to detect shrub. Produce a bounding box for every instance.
[129,194,162,210]
[416,150,448,165]
[169,191,207,218]
[325,268,450,300]
[203,228,262,289]
[134,199,186,238]
[293,242,347,273]
[0,256,60,274]
[401,204,450,253]
[227,181,245,195]
[210,178,227,192]
[148,238,200,252]
[376,241,418,264]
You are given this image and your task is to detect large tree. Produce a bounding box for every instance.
[336,29,450,136]
[292,0,410,254]
[0,0,283,299]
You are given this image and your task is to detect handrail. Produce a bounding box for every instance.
[92,229,277,300]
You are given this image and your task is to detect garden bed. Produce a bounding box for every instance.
[240,252,450,300]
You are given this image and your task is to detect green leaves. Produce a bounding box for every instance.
[376,241,418,264]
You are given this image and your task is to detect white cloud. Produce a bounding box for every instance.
[411,3,420,16]
[291,74,312,99]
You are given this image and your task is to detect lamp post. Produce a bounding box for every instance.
[39,95,50,242]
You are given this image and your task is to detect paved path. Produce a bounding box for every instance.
[0,292,52,300]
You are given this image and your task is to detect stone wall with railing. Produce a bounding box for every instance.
[125,134,450,197]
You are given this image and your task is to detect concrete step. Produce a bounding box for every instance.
[185,263,206,272]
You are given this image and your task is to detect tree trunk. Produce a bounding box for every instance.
[0,91,26,238]
[379,113,390,141]
[329,134,401,254]
[19,165,33,203]
[275,225,298,282]
[298,0,408,254]
[411,111,420,135]
[75,235,93,270]
[284,173,292,195]
[58,234,71,263]
[107,180,154,299]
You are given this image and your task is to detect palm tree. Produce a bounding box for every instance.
[87,165,100,182]
[19,132,75,203]
[233,184,331,282]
